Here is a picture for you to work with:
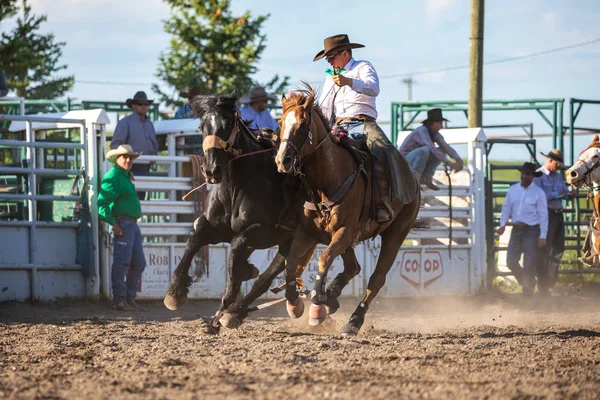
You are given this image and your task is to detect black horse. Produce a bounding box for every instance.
[164,94,312,331]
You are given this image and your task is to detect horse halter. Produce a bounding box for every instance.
[575,154,600,186]
[202,111,243,158]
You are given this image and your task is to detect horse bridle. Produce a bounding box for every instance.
[280,107,328,175]
[201,111,276,160]
[201,111,243,158]
[575,154,600,187]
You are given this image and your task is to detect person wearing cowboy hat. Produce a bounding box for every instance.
[174,85,203,120]
[239,85,278,132]
[315,34,418,222]
[498,162,549,296]
[98,145,147,311]
[110,91,159,197]
[533,149,576,294]
[174,85,204,155]
[399,108,463,191]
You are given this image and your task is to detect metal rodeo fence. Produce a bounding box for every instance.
[0,110,105,301]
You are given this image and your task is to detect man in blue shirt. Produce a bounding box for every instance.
[111,91,159,199]
[240,86,278,132]
[534,149,576,294]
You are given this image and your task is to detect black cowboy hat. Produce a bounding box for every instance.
[240,86,277,104]
[180,85,202,99]
[126,91,154,108]
[518,162,543,177]
[423,108,449,124]
[313,34,365,62]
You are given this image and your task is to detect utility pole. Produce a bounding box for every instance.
[402,77,413,101]
[402,77,414,129]
[468,0,484,128]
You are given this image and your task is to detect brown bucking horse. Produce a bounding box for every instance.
[272,86,421,336]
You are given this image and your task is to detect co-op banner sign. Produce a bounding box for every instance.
[386,248,471,295]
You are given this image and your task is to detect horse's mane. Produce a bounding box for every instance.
[283,83,331,132]
[189,94,238,119]
[581,136,600,156]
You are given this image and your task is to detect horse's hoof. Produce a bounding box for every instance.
[202,323,221,335]
[324,298,340,315]
[220,312,242,329]
[339,323,359,337]
[308,304,327,326]
[163,294,187,311]
[287,297,304,319]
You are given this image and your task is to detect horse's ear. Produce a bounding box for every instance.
[594,135,600,144]
[281,93,288,108]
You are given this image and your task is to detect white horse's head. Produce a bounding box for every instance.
[567,135,600,187]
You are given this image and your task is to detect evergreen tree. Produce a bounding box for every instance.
[154,0,288,107]
[0,0,74,99]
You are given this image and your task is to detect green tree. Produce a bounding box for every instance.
[0,0,74,99]
[0,0,19,20]
[154,0,288,107]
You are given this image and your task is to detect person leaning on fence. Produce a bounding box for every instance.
[110,91,159,199]
[497,162,549,296]
[98,145,147,311]
[534,149,576,295]
[239,85,279,133]
[399,108,463,191]
[174,85,204,155]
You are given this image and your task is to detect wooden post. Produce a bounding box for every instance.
[468,0,484,128]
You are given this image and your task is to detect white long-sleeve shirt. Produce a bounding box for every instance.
[500,182,549,239]
[318,57,379,122]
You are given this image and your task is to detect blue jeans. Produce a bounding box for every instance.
[507,224,540,292]
[404,147,440,183]
[111,219,146,301]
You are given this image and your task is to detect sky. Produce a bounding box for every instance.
[3,0,600,160]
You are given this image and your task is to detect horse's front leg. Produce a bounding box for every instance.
[217,232,255,330]
[309,226,353,326]
[283,225,318,319]
[164,215,231,311]
[323,247,361,315]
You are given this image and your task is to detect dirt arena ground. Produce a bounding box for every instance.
[1,287,600,399]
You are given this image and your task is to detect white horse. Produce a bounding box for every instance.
[566,134,600,267]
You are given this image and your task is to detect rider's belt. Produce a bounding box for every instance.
[513,222,538,230]
[549,208,563,214]
[336,114,376,124]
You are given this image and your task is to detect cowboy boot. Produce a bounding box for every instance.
[373,163,394,222]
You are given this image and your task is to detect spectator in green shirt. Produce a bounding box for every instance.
[98,145,146,311]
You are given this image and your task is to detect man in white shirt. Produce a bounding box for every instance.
[315,34,418,222]
[498,162,549,295]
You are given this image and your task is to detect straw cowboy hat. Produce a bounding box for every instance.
[125,91,154,108]
[106,144,141,163]
[540,149,566,166]
[313,34,365,62]
[423,108,449,124]
[240,86,277,104]
[518,162,543,177]
[179,85,202,99]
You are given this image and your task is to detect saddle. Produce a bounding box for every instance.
[303,125,375,234]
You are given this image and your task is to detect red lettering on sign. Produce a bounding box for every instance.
[399,250,444,291]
